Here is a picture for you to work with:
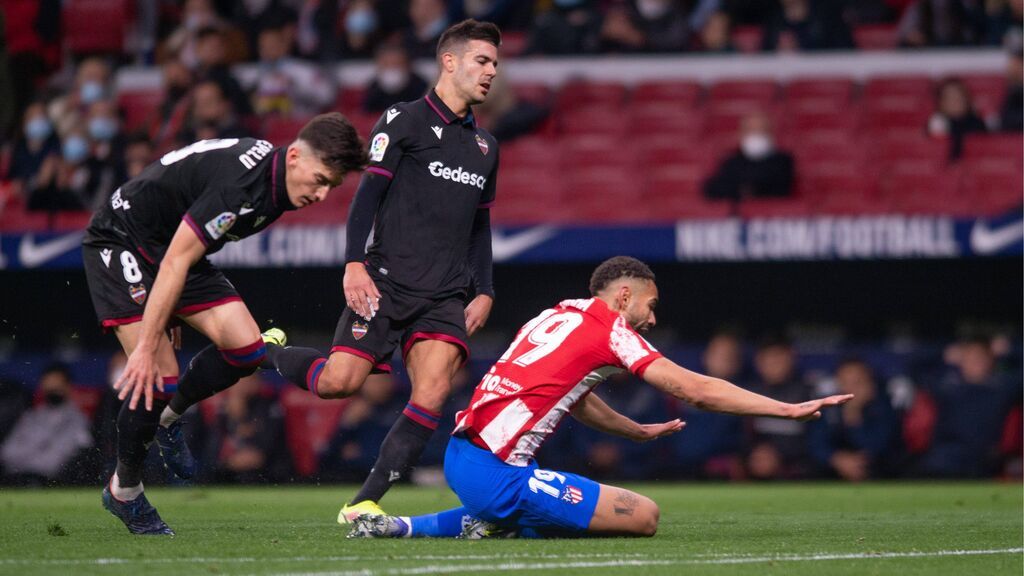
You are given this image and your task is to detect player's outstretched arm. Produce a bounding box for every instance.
[115,221,205,411]
[571,392,685,442]
[642,358,853,421]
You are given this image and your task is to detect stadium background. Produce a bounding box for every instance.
[0,0,1021,487]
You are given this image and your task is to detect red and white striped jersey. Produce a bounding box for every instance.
[453,298,662,466]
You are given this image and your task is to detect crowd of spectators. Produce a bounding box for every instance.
[1,0,1021,216]
[0,332,1018,486]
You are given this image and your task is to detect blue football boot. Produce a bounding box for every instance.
[155,419,196,480]
[102,484,175,535]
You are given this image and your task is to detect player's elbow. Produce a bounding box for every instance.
[639,500,660,537]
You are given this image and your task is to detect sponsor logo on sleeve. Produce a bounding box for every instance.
[204,212,237,241]
[475,134,489,155]
[369,133,390,162]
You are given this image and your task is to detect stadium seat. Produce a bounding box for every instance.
[731,26,764,53]
[962,75,1007,119]
[961,133,1024,162]
[63,0,132,54]
[262,116,313,147]
[628,103,705,139]
[784,78,855,105]
[631,81,703,108]
[863,76,933,101]
[559,105,629,136]
[511,82,554,106]
[709,79,779,107]
[556,81,627,110]
[117,90,163,133]
[738,198,812,218]
[335,88,367,115]
[279,387,348,477]
[559,135,632,170]
[853,24,900,50]
[501,136,561,170]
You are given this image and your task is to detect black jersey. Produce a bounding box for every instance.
[362,90,499,298]
[84,138,293,263]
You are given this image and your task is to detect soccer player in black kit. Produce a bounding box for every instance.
[256,20,502,523]
[83,113,366,534]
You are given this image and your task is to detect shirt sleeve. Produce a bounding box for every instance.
[183,187,249,248]
[364,106,412,179]
[479,141,498,208]
[608,316,663,377]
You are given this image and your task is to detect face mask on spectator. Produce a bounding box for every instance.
[80,81,106,105]
[378,69,409,93]
[89,117,119,141]
[44,392,67,407]
[741,133,774,160]
[636,0,671,19]
[345,8,378,35]
[25,117,53,141]
[63,136,90,163]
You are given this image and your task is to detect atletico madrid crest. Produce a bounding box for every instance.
[562,485,584,505]
[475,134,489,155]
[352,320,368,340]
[129,284,147,305]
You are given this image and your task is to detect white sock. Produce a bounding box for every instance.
[111,472,143,501]
[159,405,182,428]
[400,516,412,538]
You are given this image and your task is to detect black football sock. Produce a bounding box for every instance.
[114,394,170,487]
[167,340,265,416]
[264,343,327,395]
[350,403,440,504]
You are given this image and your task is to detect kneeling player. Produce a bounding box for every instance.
[348,256,852,539]
[84,114,366,534]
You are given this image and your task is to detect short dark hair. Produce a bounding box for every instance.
[589,256,655,296]
[41,362,73,383]
[297,112,368,176]
[436,19,501,59]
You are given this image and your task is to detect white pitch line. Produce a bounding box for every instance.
[270,548,1024,576]
[0,552,645,566]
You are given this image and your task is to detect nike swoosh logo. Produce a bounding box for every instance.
[491,226,558,262]
[386,109,400,124]
[970,219,1024,255]
[19,231,86,268]
[239,207,255,215]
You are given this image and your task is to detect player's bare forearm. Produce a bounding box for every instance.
[571,393,645,440]
[136,223,205,351]
[643,358,794,418]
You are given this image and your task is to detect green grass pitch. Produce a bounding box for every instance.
[0,483,1020,575]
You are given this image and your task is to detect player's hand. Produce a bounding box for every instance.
[787,394,854,421]
[343,262,381,321]
[114,344,162,411]
[633,419,685,442]
[464,294,493,336]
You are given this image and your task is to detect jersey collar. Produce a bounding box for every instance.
[425,89,476,127]
[270,149,297,211]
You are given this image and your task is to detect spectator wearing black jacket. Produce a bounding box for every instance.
[704,112,795,201]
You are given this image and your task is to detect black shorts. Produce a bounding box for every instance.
[82,238,240,329]
[331,275,469,373]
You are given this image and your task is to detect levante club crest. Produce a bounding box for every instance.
[351,320,368,340]
[129,284,147,305]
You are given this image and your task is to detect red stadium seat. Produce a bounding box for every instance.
[738,198,812,218]
[863,76,933,101]
[785,108,859,133]
[871,134,949,168]
[501,136,561,170]
[512,83,554,106]
[335,88,367,115]
[731,26,764,53]
[709,79,779,107]
[117,90,163,132]
[559,135,632,170]
[559,105,629,136]
[63,0,132,54]
[853,24,900,50]
[962,75,1007,119]
[961,133,1024,162]
[784,78,855,104]
[556,81,627,110]
[631,81,703,108]
[279,387,348,477]
[262,116,312,147]
[628,103,705,139]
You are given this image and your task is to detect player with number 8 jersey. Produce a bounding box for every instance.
[81,114,367,536]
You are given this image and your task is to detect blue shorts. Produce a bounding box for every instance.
[443,435,601,532]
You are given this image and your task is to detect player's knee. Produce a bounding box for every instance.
[316,361,364,399]
[410,378,450,413]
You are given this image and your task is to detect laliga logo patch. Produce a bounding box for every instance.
[562,485,583,505]
[129,284,148,305]
[204,211,237,240]
[370,133,389,162]
[475,134,489,155]
[351,320,369,340]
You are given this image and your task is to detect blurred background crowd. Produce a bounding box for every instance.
[0,0,1020,487]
